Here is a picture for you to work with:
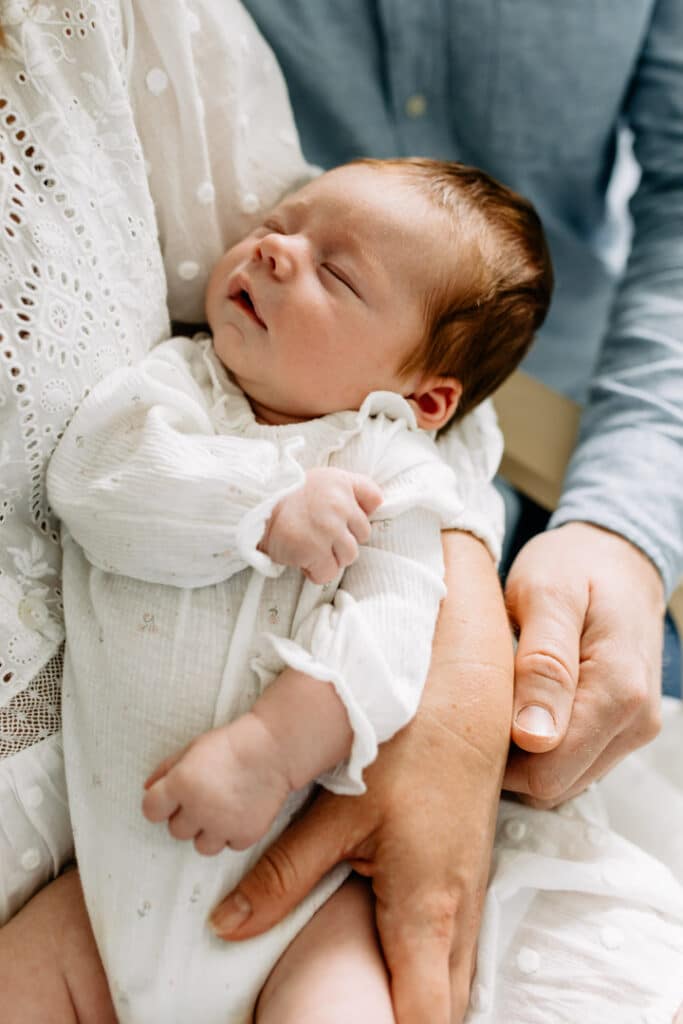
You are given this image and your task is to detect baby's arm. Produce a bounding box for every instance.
[46,338,378,586]
[142,667,353,855]
[143,422,459,852]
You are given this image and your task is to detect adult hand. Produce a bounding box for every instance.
[210,532,513,1024]
[504,521,665,806]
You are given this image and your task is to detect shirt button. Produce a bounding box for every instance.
[405,93,427,118]
[178,260,199,281]
[145,68,168,96]
[21,847,41,871]
[241,192,260,214]
[516,946,540,975]
[196,181,215,205]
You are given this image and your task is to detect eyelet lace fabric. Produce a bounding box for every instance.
[0,3,169,744]
[0,647,62,757]
[0,0,317,765]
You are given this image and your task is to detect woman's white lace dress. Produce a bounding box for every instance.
[0,0,313,923]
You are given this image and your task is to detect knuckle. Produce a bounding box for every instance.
[622,677,651,716]
[516,649,575,695]
[253,844,299,900]
[525,762,567,803]
[634,702,662,745]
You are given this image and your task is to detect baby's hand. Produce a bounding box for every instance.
[142,714,291,856]
[259,468,382,584]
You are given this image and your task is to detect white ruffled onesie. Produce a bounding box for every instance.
[47,335,471,1022]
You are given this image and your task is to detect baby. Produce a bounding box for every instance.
[47,158,551,1023]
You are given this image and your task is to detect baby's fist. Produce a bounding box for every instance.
[260,468,382,584]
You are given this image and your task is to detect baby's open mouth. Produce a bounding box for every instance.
[230,284,267,329]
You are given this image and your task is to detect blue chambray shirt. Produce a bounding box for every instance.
[244,0,683,598]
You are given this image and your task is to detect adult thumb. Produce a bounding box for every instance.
[209,792,354,941]
[507,581,584,753]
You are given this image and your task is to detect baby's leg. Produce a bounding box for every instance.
[255,875,395,1024]
[0,868,116,1024]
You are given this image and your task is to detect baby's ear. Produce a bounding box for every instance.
[407,376,461,430]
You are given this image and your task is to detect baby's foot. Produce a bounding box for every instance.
[142,714,291,855]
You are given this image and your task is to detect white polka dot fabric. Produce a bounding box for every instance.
[468,699,683,1023]
[0,0,315,921]
[128,0,317,325]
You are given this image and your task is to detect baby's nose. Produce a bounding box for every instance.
[257,233,304,280]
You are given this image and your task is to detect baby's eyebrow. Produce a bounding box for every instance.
[277,198,387,283]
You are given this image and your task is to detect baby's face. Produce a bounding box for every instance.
[206,164,450,424]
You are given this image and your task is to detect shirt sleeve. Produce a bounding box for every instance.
[249,419,460,794]
[436,399,505,565]
[549,0,683,597]
[46,338,305,587]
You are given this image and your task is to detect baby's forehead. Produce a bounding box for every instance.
[285,166,447,238]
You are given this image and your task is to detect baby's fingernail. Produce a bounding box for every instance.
[515,704,556,737]
[209,891,252,937]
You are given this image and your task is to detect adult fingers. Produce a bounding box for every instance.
[505,610,661,801]
[379,902,453,1024]
[351,475,383,516]
[506,578,586,754]
[210,792,360,940]
[503,683,623,799]
[516,697,662,808]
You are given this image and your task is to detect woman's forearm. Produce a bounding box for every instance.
[421,530,514,766]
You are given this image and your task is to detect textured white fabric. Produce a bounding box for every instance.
[0,0,317,915]
[52,336,463,1021]
[0,729,72,926]
[470,700,683,1024]
[0,0,168,710]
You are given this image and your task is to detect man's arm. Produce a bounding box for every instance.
[503,0,683,802]
[210,531,513,1024]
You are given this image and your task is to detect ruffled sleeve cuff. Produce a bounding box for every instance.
[437,399,505,563]
[252,634,378,795]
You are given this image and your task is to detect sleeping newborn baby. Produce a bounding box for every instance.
[48,156,552,1023]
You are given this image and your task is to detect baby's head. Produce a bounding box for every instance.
[206,159,552,427]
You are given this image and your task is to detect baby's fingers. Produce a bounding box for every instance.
[347,508,372,545]
[332,531,359,570]
[142,776,181,823]
[194,831,230,857]
[144,749,184,790]
[351,475,382,516]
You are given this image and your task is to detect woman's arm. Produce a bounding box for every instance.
[211,530,513,1024]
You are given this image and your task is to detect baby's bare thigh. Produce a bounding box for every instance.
[0,868,116,1024]
[255,875,395,1024]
